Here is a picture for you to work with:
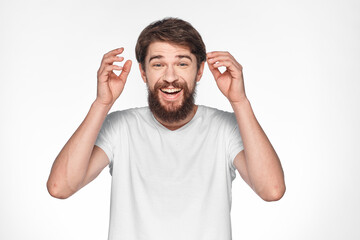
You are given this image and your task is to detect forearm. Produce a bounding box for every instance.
[47,100,111,198]
[231,98,285,201]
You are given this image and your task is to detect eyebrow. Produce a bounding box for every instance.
[148,55,193,62]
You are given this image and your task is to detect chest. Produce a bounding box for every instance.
[121,124,228,183]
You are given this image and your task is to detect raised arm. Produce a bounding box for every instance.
[207,51,285,202]
[47,48,132,199]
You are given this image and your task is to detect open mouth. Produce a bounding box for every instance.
[160,88,182,95]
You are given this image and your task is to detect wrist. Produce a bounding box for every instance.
[230,96,250,109]
[92,99,113,113]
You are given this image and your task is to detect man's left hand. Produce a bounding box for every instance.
[207,51,247,104]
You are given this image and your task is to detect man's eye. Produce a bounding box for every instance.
[153,63,162,67]
[179,63,188,67]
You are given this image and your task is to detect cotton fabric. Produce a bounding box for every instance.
[95,105,244,240]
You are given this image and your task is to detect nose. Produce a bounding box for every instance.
[163,65,178,83]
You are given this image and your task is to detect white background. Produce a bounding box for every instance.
[1,0,359,239]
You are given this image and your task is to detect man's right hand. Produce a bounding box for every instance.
[47,48,132,199]
[96,48,132,107]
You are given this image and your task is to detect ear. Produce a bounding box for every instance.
[139,63,147,83]
[195,61,205,82]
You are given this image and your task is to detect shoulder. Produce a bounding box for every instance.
[105,106,150,125]
[199,105,236,125]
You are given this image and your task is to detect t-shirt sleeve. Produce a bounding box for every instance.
[95,112,117,166]
[227,113,244,172]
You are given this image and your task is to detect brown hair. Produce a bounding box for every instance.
[135,17,206,71]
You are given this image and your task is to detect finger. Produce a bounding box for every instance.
[103,48,124,59]
[99,56,124,73]
[212,59,244,80]
[207,51,232,58]
[103,56,124,64]
[207,58,222,80]
[118,60,132,83]
[105,64,123,72]
[207,51,238,63]
[207,56,238,68]
[208,52,242,70]
[212,59,233,69]
[212,59,241,75]
[207,52,239,66]
[98,65,123,82]
[98,48,124,72]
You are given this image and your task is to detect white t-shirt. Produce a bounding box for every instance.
[95,105,244,240]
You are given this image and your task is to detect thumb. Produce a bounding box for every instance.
[119,60,132,84]
[207,59,221,81]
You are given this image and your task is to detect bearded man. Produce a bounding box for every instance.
[47,18,285,240]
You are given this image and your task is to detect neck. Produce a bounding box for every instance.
[153,104,198,131]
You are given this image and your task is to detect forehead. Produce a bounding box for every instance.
[146,41,194,60]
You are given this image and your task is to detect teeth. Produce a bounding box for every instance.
[161,88,181,93]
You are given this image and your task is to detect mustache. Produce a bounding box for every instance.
[153,80,186,90]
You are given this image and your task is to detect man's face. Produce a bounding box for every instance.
[140,41,204,123]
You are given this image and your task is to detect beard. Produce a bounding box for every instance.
[147,80,197,124]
